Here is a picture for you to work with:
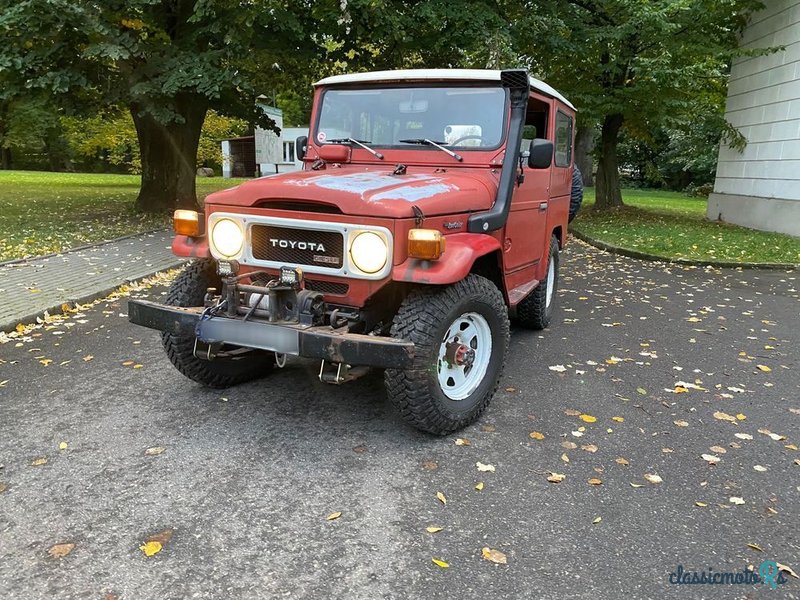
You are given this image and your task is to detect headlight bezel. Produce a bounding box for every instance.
[208,215,245,259]
[348,230,389,276]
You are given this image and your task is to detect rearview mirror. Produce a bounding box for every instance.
[295,135,308,160]
[528,139,553,169]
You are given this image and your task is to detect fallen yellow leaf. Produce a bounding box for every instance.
[144,447,165,456]
[48,543,75,558]
[475,482,484,491]
[139,541,162,557]
[426,526,443,533]
[122,360,134,366]
[581,444,598,453]
[39,359,52,367]
[547,472,565,483]
[644,473,663,484]
[615,457,629,466]
[673,386,689,394]
[432,558,449,568]
[736,413,746,421]
[529,431,544,440]
[612,416,624,422]
[695,502,707,507]
[579,414,597,423]
[756,365,771,372]
[31,457,48,466]
[481,547,508,564]
[592,517,602,524]
[747,543,764,552]
[326,511,342,521]
[713,411,737,423]
[674,420,689,427]
[454,438,470,446]
[58,441,68,451]
[588,478,603,486]
[436,491,447,505]
[777,562,799,579]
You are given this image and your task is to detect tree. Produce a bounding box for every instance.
[512,0,763,210]
[0,0,323,213]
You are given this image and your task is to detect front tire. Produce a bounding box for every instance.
[384,275,510,435]
[161,259,274,388]
[516,235,559,330]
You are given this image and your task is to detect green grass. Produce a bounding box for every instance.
[572,188,800,265]
[0,171,246,262]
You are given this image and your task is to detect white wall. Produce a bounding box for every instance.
[709,0,800,236]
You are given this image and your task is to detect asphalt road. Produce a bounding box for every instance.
[1,240,798,600]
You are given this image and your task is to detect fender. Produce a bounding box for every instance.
[172,235,210,258]
[392,233,502,285]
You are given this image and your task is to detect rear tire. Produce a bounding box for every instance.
[569,166,584,223]
[161,259,273,388]
[516,235,559,330]
[384,275,510,435]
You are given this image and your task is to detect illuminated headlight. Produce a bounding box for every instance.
[211,218,244,258]
[349,231,388,274]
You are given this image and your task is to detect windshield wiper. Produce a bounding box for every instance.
[398,138,463,162]
[326,138,384,160]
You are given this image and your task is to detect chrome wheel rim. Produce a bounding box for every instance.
[437,312,492,400]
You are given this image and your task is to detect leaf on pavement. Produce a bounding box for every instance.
[529,431,544,440]
[561,453,570,463]
[579,414,597,423]
[709,446,727,454]
[422,461,438,471]
[615,457,629,466]
[139,541,162,557]
[547,472,565,483]
[432,558,449,568]
[701,454,721,465]
[48,543,75,558]
[31,457,48,466]
[636,387,647,395]
[326,512,342,521]
[549,365,567,372]
[588,478,602,486]
[82,355,93,362]
[475,482,484,491]
[753,465,768,472]
[481,547,508,564]
[644,473,663,484]
[564,409,581,416]
[729,496,745,505]
[747,543,764,552]
[144,447,165,456]
[592,517,602,524]
[0,483,7,494]
[612,416,624,422]
[713,411,737,423]
[695,502,707,507]
[734,433,753,440]
[436,491,447,505]
[756,365,771,372]
[147,529,174,545]
[476,462,495,472]
[454,438,470,446]
[581,444,598,453]
[673,420,689,427]
[426,526,443,533]
[58,441,68,450]
[777,563,799,579]
[630,483,644,488]
[561,441,578,449]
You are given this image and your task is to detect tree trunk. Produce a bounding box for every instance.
[0,147,11,170]
[574,125,594,187]
[594,113,624,210]
[131,94,208,214]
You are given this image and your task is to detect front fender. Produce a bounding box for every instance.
[392,233,502,285]
[172,235,210,258]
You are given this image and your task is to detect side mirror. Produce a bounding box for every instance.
[527,139,553,169]
[295,135,308,160]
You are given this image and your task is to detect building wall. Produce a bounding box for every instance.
[708,0,800,236]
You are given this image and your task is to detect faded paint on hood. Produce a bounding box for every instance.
[206,165,498,218]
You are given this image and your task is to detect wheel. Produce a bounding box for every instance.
[569,166,584,223]
[384,275,510,435]
[161,259,274,388]
[516,235,559,330]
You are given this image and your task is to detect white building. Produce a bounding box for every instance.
[708,0,800,237]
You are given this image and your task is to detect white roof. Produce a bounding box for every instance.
[314,69,575,110]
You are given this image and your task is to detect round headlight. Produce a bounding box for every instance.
[211,218,244,258]
[349,231,387,274]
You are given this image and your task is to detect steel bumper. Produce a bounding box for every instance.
[128,299,414,369]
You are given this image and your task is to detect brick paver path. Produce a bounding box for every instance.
[0,230,184,331]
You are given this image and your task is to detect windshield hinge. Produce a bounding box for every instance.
[412,205,425,227]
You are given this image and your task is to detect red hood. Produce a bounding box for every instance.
[206,165,498,218]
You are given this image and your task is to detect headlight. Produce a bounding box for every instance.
[349,231,387,274]
[211,218,244,258]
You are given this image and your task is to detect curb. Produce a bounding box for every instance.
[1,258,186,334]
[0,228,168,267]
[569,227,799,271]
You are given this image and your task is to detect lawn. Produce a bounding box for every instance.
[572,188,800,265]
[0,171,246,262]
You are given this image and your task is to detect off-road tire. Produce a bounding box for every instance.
[384,275,510,435]
[516,235,559,330]
[161,259,273,388]
[569,166,584,223]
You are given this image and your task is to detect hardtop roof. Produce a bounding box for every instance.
[314,69,575,111]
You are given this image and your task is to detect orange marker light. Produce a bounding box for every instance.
[173,210,202,237]
[408,229,445,260]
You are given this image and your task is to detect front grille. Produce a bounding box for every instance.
[250,225,344,268]
[306,279,349,295]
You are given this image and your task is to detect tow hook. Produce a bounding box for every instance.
[318,360,369,384]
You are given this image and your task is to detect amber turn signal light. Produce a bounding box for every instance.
[408,228,445,260]
[173,209,203,237]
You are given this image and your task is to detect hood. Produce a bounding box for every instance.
[206,166,498,218]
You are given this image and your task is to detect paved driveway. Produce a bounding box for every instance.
[1,241,798,599]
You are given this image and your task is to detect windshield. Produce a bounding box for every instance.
[315,86,507,149]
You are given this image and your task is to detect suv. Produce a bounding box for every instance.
[129,69,578,435]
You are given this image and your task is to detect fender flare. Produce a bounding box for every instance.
[392,233,502,285]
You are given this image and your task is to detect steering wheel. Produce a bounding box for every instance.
[447,135,486,147]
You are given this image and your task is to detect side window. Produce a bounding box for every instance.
[554,111,573,167]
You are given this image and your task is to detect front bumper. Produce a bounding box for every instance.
[128,299,414,369]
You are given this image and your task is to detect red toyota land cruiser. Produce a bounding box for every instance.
[129,69,579,434]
